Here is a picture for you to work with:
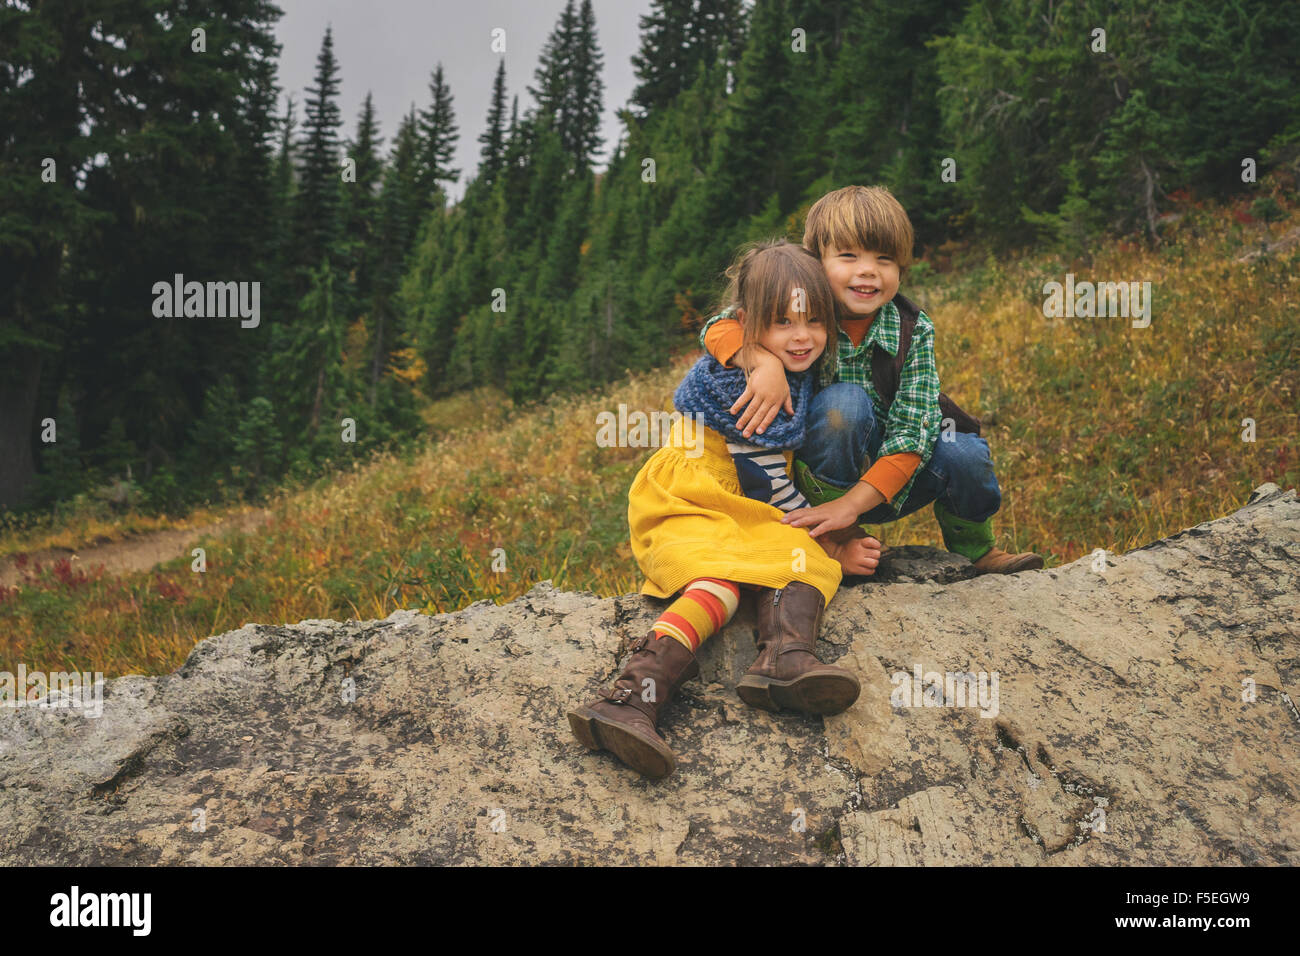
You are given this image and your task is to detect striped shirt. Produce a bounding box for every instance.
[726,442,809,512]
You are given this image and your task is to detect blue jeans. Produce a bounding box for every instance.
[795,382,1002,524]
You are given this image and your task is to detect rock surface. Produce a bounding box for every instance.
[1,485,1297,865]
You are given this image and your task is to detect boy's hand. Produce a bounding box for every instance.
[781,498,861,538]
[782,481,885,538]
[730,345,792,438]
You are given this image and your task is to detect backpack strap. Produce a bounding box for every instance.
[870,294,918,416]
[869,294,982,436]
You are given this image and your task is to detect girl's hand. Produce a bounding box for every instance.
[730,346,792,438]
[781,498,861,538]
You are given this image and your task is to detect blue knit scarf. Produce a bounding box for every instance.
[673,355,813,450]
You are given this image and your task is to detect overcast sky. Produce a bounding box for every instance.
[272,0,652,201]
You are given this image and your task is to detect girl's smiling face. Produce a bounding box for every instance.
[740,294,828,372]
[821,245,901,320]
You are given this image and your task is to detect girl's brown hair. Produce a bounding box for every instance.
[713,239,837,374]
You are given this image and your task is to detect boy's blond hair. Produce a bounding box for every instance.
[802,185,915,276]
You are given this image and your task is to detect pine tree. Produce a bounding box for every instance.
[704,0,799,224]
[416,64,460,214]
[269,94,298,290]
[224,15,282,280]
[632,0,745,115]
[302,260,344,436]
[631,0,694,114]
[536,170,593,301]
[693,0,747,75]
[501,97,536,251]
[33,390,85,508]
[338,92,384,343]
[293,25,345,289]
[529,0,605,173]
[530,1,578,120]
[568,0,606,171]
[478,60,509,187]
[184,376,242,496]
[370,109,426,403]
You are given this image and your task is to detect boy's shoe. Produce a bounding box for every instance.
[737,581,860,716]
[567,632,699,779]
[933,500,1042,573]
[971,548,1044,574]
[932,499,996,562]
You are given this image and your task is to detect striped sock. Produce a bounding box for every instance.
[653,578,741,651]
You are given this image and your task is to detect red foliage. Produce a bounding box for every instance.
[1270,444,1293,481]
[154,575,187,601]
[51,557,89,590]
[457,527,492,548]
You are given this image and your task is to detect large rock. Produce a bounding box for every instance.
[1,486,1297,865]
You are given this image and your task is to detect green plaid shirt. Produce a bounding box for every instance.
[698,299,942,513]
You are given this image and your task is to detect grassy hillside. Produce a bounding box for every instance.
[2,193,1297,678]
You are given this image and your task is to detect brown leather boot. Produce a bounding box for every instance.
[971,547,1044,574]
[567,632,699,779]
[737,582,860,715]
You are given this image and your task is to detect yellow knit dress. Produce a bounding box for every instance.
[628,415,843,605]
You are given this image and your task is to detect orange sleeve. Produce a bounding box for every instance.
[703,318,745,367]
[860,452,922,503]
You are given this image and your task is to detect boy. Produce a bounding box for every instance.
[698,185,1042,574]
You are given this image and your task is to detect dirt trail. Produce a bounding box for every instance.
[0,510,270,587]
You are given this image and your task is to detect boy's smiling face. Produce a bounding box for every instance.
[821,245,901,321]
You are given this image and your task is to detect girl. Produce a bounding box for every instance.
[567,240,879,780]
